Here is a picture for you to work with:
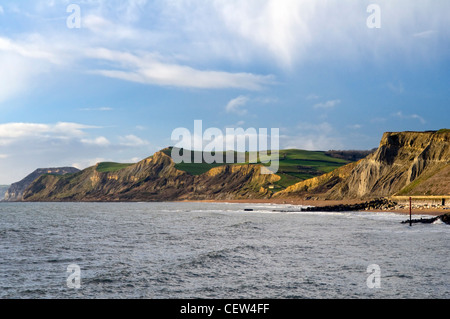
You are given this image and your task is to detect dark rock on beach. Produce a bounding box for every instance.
[301,198,396,212]
[402,213,450,225]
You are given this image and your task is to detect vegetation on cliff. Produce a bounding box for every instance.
[277,130,450,200]
[22,152,280,202]
[10,130,450,203]
[4,167,80,201]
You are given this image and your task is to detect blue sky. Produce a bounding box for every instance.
[0,0,449,184]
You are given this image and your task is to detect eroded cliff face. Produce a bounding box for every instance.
[273,161,358,198]
[328,131,449,199]
[4,167,80,201]
[19,131,450,202]
[22,152,280,202]
[276,131,450,200]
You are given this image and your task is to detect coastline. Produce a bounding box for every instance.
[182,198,446,216]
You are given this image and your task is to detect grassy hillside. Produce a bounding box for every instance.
[90,148,355,192]
[96,162,134,173]
[163,148,352,191]
[271,149,350,191]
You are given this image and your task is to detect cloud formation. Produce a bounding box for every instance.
[0,122,152,184]
[392,112,426,124]
[314,100,341,109]
[225,96,250,116]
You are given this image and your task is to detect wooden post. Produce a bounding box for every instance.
[409,197,412,227]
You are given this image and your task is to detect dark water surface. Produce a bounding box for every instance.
[0,202,448,299]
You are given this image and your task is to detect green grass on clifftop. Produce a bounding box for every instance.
[164,148,352,190]
[92,148,359,191]
[96,162,134,173]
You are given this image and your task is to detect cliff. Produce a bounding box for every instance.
[22,152,280,202]
[17,130,450,202]
[276,130,450,200]
[273,161,359,199]
[0,185,10,200]
[4,167,80,201]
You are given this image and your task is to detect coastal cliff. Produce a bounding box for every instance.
[15,130,450,202]
[276,130,450,200]
[4,167,80,201]
[22,152,280,202]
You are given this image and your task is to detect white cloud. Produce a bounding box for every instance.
[0,6,4,14]
[314,100,341,109]
[83,14,155,41]
[214,0,313,67]
[86,47,273,90]
[413,30,436,39]
[79,107,113,112]
[296,122,334,134]
[392,111,426,124]
[281,122,343,151]
[0,122,98,143]
[306,94,320,100]
[0,17,274,105]
[280,122,342,151]
[0,121,156,183]
[158,0,450,68]
[2,0,449,104]
[0,35,72,104]
[0,35,68,64]
[81,136,111,147]
[0,122,104,183]
[348,124,363,130]
[387,82,405,94]
[281,134,342,151]
[226,96,250,115]
[119,135,149,147]
[71,158,106,170]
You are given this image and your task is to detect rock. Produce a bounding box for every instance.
[22,152,281,202]
[4,167,80,201]
[301,198,397,212]
[402,213,450,225]
[276,130,450,200]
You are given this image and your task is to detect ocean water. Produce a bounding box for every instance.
[0,202,448,299]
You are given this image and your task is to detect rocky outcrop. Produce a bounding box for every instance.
[401,213,450,225]
[22,152,280,202]
[328,131,449,199]
[301,198,397,212]
[4,167,80,201]
[276,130,450,200]
[0,185,9,200]
[273,161,358,199]
[16,130,450,202]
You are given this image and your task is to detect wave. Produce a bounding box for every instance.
[228,220,262,230]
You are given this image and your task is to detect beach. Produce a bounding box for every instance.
[184,198,447,216]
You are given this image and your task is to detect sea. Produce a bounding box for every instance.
[0,202,448,299]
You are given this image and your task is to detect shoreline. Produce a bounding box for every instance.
[182,198,446,216]
[2,198,447,216]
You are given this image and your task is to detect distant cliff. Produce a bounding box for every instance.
[0,185,10,200]
[4,167,80,201]
[22,152,280,202]
[276,130,450,199]
[17,130,450,202]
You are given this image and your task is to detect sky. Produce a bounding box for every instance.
[0,0,449,184]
